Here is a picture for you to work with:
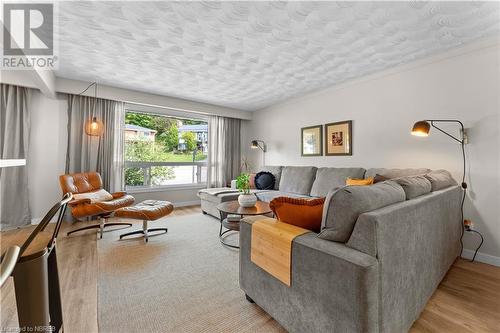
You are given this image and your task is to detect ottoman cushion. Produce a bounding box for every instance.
[115,200,174,221]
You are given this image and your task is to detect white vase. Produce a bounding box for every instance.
[238,193,257,207]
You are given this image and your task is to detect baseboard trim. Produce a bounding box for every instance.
[462,249,500,267]
[173,200,201,208]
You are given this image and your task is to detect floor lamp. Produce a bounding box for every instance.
[251,140,266,167]
[411,120,483,261]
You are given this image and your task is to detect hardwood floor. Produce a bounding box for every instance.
[410,259,500,333]
[1,219,98,333]
[1,205,499,333]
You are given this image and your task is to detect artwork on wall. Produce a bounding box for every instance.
[325,120,352,156]
[301,125,323,156]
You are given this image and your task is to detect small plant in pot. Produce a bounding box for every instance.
[236,173,257,207]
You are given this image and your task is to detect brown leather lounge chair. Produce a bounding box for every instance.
[59,172,135,238]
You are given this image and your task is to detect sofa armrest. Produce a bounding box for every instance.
[346,185,462,333]
[239,217,379,333]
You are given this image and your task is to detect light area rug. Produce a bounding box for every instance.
[98,214,286,333]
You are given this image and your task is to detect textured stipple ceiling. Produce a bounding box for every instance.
[55,1,500,111]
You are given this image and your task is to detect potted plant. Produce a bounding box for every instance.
[236,173,257,207]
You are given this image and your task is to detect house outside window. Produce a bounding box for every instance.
[125,124,157,141]
[177,124,208,153]
[124,111,208,189]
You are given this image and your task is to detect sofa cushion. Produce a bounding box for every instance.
[279,166,317,195]
[198,188,241,203]
[249,173,256,189]
[424,169,457,191]
[73,189,113,203]
[255,191,310,203]
[310,167,366,197]
[393,175,432,200]
[257,166,283,190]
[373,174,389,183]
[319,180,406,242]
[269,197,325,232]
[364,168,430,179]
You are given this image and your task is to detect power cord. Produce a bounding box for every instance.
[464,225,484,262]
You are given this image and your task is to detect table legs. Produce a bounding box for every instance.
[218,211,240,249]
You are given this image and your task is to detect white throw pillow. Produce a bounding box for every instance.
[73,189,113,203]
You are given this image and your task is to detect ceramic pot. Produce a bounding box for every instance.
[238,193,257,207]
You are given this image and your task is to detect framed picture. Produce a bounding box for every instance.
[325,120,352,156]
[301,125,323,156]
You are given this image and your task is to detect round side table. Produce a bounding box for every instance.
[216,200,272,249]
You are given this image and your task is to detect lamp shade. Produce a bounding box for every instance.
[411,121,430,137]
[85,117,104,136]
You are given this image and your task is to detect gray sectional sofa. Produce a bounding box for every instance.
[198,166,367,217]
[229,166,461,333]
[199,165,462,332]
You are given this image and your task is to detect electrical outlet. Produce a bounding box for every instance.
[464,219,474,230]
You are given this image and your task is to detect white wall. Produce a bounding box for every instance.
[28,91,67,223]
[242,43,500,263]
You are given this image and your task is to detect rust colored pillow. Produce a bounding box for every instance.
[346,177,374,186]
[249,173,256,189]
[269,197,325,233]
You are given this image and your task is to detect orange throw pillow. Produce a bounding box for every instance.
[269,197,325,233]
[346,177,374,186]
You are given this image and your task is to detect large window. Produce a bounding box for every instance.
[124,111,208,189]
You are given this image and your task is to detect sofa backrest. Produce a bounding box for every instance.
[364,168,430,179]
[310,167,366,197]
[319,180,406,243]
[279,166,317,195]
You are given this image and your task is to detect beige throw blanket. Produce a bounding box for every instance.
[251,218,309,286]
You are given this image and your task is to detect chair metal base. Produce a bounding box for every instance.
[67,217,132,239]
[119,220,167,243]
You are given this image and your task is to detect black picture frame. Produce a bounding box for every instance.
[301,125,323,156]
[325,120,352,156]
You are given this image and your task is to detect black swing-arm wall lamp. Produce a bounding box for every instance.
[411,119,483,262]
[411,119,467,189]
[251,140,266,152]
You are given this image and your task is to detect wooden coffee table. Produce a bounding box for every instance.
[216,200,272,249]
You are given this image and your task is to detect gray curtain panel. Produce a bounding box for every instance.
[66,94,125,191]
[207,115,241,188]
[0,84,32,230]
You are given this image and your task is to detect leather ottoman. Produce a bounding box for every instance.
[115,200,174,242]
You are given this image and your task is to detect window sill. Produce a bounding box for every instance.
[126,183,206,194]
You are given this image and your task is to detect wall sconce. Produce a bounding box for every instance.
[411,119,482,262]
[251,140,266,167]
[251,140,266,152]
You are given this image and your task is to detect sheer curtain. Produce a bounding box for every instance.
[0,84,32,229]
[65,95,125,191]
[207,115,241,188]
